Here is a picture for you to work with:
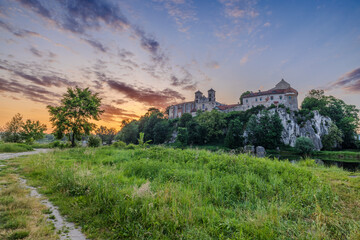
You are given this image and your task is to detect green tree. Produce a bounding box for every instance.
[301,90,359,148]
[240,91,251,105]
[224,119,244,149]
[1,113,24,143]
[95,126,117,145]
[21,119,47,144]
[153,120,170,144]
[295,137,315,156]
[176,127,188,147]
[196,110,226,143]
[178,113,192,127]
[246,110,283,149]
[117,120,139,144]
[321,123,343,150]
[47,87,103,147]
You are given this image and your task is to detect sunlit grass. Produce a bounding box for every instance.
[13,146,360,239]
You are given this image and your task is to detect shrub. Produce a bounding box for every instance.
[88,135,102,147]
[125,143,137,149]
[295,137,315,156]
[176,127,188,147]
[113,141,126,148]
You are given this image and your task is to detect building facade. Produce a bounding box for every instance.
[168,79,298,119]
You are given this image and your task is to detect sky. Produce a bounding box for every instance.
[0,0,359,130]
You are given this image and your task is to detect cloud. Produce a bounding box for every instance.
[29,47,43,57]
[82,38,108,53]
[16,0,165,63]
[240,55,248,65]
[219,0,259,19]
[112,99,128,105]
[107,80,185,107]
[0,77,61,104]
[328,67,360,92]
[0,19,41,38]
[101,104,138,122]
[206,61,220,69]
[0,60,77,87]
[152,0,197,32]
[263,22,271,27]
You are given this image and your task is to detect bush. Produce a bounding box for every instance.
[295,137,315,156]
[112,141,126,148]
[88,135,102,147]
[125,143,137,149]
[0,143,33,153]
[51,140,71,149]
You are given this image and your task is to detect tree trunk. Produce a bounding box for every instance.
[71,132,75,147]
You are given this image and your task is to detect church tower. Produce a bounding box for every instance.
[208,88,215,102]
[195,90,203,103]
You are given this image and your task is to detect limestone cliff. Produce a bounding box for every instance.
[268,108,332,150]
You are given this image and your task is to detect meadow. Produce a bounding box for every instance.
[11,146,360,239]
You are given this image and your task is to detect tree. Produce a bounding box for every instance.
[95,126,117,145]
[301,90,359,148]
[47,87,103,147]
[1,113,24,142]
[117,120,139,144]
[246,110,283,149]
[295,137,315,156]
[224,119,244,149]
[21,119,47,144]
[178,113,192,127]
[153,120,170,144]
[176,127,188,147]
[321,123,343,150]
[196,110,226,143]
[88,134,102,147]
[240,91,251,105]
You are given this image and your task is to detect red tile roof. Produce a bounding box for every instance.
[217,104,239,110]
[242,87,298,99]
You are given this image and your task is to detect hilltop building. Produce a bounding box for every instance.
[168,79,298,119]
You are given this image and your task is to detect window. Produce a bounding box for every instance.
[246,99,248,103]
[280,96,282,100]
[270,96,273,100]
[202,104,204,110]
[289,96,292,100]
[255,98,258,102]
[260,97,262,101]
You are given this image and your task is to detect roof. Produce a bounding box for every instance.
[216,104,240,110]
[242,87,298,99]
[208,88,215,92]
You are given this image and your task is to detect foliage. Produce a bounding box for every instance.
[88,135,102,147]
[224,119,243,149]
[16,147,360,239]
[176,127,188,147]
[21,119,47,144]
[178,113,192,127]
[1,113,24,143]
[0,143,33,153]
[302,89,359,148]
[117,120,139,144]
[295,137,315,156]
[47,87,103,147]
[112,141,127,149]
[153,120,170,144]
[137,132,151,148]
[246,110,283,149]
[95,125,117,145]
[239,90,251,105]
[196,110,226,143]
[321,123,343,150]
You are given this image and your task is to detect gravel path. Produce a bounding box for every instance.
[0,148,88,240]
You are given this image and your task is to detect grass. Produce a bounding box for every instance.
[11,146,359,239]
[0,162,58,239]
[0,143,33,153]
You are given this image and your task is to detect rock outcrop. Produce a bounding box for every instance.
[269,108,332,150]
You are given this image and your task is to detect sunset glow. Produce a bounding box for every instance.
[0,0,359,131]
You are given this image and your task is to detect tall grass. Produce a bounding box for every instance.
[0,143,33,153]
[18,147,359,239]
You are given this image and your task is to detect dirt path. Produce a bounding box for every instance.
[0,149,88,240]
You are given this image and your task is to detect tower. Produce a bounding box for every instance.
[208,88,215,102]
[195,90,203,103]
